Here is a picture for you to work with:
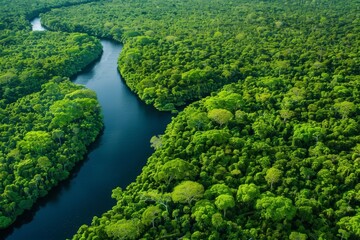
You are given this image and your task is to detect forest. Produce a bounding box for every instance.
[41,0,359,111]
[38,0,360,239]
[0,0,103,229]
[1,0,359,239]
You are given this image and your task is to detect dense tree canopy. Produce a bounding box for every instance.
[0,78,103,228]
[41,0,359,111]
[60,0,359,239]
[0,0,100,31]
[0,0,103,229]
[0,31,102,106]
[73,72,360,239]
[1,0,359,239]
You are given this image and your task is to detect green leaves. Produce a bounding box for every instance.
[214,194,235,218]
[105,219,143,240]
[40,0,360,239]
[292,123,323,147]
[0,31,102,104]
[150,135,163,150]
[256,196,296,222]
[334,101,356,119]
[236,184,260,204]
[155,158,198,185]
[18,131,52,155]
[142,206,161,227]
[265,168,282,190]
[207,109,233,126]
[337,214,360,238]
[0,216,12,229]
[0,79,102,229]
[171,181,204,205]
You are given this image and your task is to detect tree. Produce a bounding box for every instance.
[49,99,82,128]
[252,116,276,138]
[265,167,282,189]
[150,135,163,150]
[215,194,235,217]
[155,158,197,185]
[0,216,12,229]
[37,156,52,171]
[207,109,233,126]
[18,131,52,155]
[171,181,204,205]
[334,101,356,119]
[279,109,295,122]
[289,232,307,240]
[292,123,322,147]
[236,183,260,203]
[205,183,232,199]
[273,60,290,76]
[52,129,64,145]
[141,190,171,212]
[211,213,224,229]
[105,219,143,240]
[111,187,123,201]
[256,196,296,221]
[142,205,161,228]
[191,200,217,229]
[187,112,209,130]
[337,214,360,238]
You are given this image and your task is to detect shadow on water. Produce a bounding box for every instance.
[2,18,171,240]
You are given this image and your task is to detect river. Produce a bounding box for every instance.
[3,18,171,240]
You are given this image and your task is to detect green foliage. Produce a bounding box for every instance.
[6,0,355,239]
[265,167,282,189]
[214,194,235,217]
[40,0,360,111]
[236,184,260,204]
[0,1,103,228]
[289,232,308,240]
[191,200,217,229]
[155,158,198,185]
[75,72,360,239]
[0,79,103,228]
[171,181,204,205]
[0,31,102,106]
[150,135,163,150]
[211,212,223,229]
[207,109,233,126]
[105,219,143,240]
[337,213,360,239]
[0,216,12,229]
[0,0,98,31]
[256,195,296,222]
[334,101,356,119]
[141,205,161,227]
[18,131,52,154]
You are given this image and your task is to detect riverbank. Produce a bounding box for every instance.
[4,19,170,240]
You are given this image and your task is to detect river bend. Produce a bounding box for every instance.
[3,18,171,240]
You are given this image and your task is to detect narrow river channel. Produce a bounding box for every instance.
[3,18,171,240]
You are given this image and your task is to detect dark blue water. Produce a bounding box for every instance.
[2,18,171,240]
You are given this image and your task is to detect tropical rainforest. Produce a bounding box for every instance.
[0,0,103,229]
[1,0,360,239]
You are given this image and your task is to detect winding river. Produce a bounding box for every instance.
[3,18,171,240]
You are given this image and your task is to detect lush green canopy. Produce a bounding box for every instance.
[61,0,359,239]
[41,0,359,111]
[1,0,359,239]
[0,0,103,228]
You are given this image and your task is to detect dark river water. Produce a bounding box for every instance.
[2,18,171,240]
